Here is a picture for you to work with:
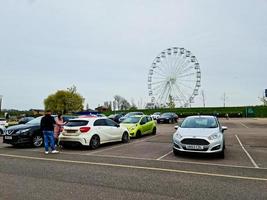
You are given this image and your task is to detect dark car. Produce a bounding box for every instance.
[118,112,144,123]
[157,112,178,124]
[18,117,35,124]
[3,115,76,147]
[108,113,125,123]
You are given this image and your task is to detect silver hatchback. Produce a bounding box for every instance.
[173,115,227,158]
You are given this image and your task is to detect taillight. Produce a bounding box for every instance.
[80,127,91,133]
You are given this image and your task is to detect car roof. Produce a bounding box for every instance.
[186,115,216,119]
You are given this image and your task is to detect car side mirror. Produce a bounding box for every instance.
[222,126,228,132]
[115,124,120,128]
[174,125,179,130]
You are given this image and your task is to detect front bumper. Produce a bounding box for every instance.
[173,137,224,153]
[3,135,32,145]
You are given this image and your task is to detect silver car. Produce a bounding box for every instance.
[173,115,227,158]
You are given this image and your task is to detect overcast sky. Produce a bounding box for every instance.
[0,0,266,110]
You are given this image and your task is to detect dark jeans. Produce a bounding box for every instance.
[43,131,55,152]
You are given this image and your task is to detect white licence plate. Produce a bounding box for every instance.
[4,136,12,140]
[186,145,204,150]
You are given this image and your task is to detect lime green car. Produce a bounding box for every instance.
[120,115,157,138]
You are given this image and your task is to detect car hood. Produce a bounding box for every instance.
[177,128,219,137]
[119,123,136,129]
[6,123,39,131]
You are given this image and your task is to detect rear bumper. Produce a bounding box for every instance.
[59,135,89,146]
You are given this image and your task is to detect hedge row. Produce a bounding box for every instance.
[104,106,267,118]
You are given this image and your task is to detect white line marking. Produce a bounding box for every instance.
[239,122,249,128]
[0,153,266,182]
[235,135,259,168]
[87,135,159,155]
[9,148,267,170]
[156,150,173,160]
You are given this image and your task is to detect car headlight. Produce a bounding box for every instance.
[129,126,136,131]
[174,132,182,139]
[17,129,30,134]
[208,133,220,140]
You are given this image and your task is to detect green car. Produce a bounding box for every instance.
[120,115,157,138]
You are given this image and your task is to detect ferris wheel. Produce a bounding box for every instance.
[148,47,201,107]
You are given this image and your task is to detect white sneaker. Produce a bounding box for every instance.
[45,151,49,154]
[51,150,59,154]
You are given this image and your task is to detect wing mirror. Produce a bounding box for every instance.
[222,126,228,132]
[174,125,179,130]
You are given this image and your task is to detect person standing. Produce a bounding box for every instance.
[40,110,59,154]
[54,113,64,145]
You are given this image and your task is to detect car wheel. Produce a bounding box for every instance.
[90,135,100,150]
[32,135,43,147]
[136,130,142,138]
[0,129,3,135]
[152,127,156,135]
[173,148,181,156]
[218,150,225,159]
[121,132,129,143]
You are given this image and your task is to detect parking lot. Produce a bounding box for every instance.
[0,118,267,199]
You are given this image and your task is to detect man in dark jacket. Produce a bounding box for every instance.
[40,110,59,154]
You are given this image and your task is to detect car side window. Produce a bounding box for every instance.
[140,117,147,125]
[94,119,106,126]
[147,117,152,122]
[105,119,118,127]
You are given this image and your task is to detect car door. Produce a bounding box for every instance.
[93,119,109,143]
[139,117,149,134]
[146,116,154,133]
[104,119,122,141]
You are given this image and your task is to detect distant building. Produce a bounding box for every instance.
[95,106,109,112]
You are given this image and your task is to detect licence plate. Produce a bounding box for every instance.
[4,136,12,140]
[186,145,204,150]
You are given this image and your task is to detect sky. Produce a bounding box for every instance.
[0,0,266,110]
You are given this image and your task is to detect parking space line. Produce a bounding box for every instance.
[235,135,259,168]
[0,153,266,182]
[239,122,249,128]
[87,135,159,155]
[156,150,173,160]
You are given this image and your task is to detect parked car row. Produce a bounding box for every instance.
[2,113,227,158]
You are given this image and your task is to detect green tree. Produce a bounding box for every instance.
[44,86,84,114]
[166,95,175,109]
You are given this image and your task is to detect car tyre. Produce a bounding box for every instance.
[0,129,3,135]
[121,132,130,143]
[136,130,142,138]
[90,135,100,150]
[218,150,225,159]
[152,127,156,135]
[32,135,43,147]
[173,148,181,156]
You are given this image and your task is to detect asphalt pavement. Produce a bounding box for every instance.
[0,118,267,200]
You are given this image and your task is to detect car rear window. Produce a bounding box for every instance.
[65,120,88,127]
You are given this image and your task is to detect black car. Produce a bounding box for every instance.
[18,117,35,124]
[108,113,125,123]
[3,115,75,147]
[157,112,178,124]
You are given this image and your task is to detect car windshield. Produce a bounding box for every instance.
[121,117,141,124]
[124,112,140,117]
[26,116,43,125]
[161,113,172,117]
[181,117,218,128]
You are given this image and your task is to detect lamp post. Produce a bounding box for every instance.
[0,95,3,113]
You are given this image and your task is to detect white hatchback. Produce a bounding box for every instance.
[59,117,130,149]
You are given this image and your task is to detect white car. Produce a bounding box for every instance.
[59,117,130,149]
[0,118,8,127]
[0,125,6,135]
[173,115,227,158]
[150,112,161,120]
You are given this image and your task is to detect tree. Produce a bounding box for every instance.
[259,96,267,106]
[44,86,84,114]
[166,95,175,108]
[114,95,131,110]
